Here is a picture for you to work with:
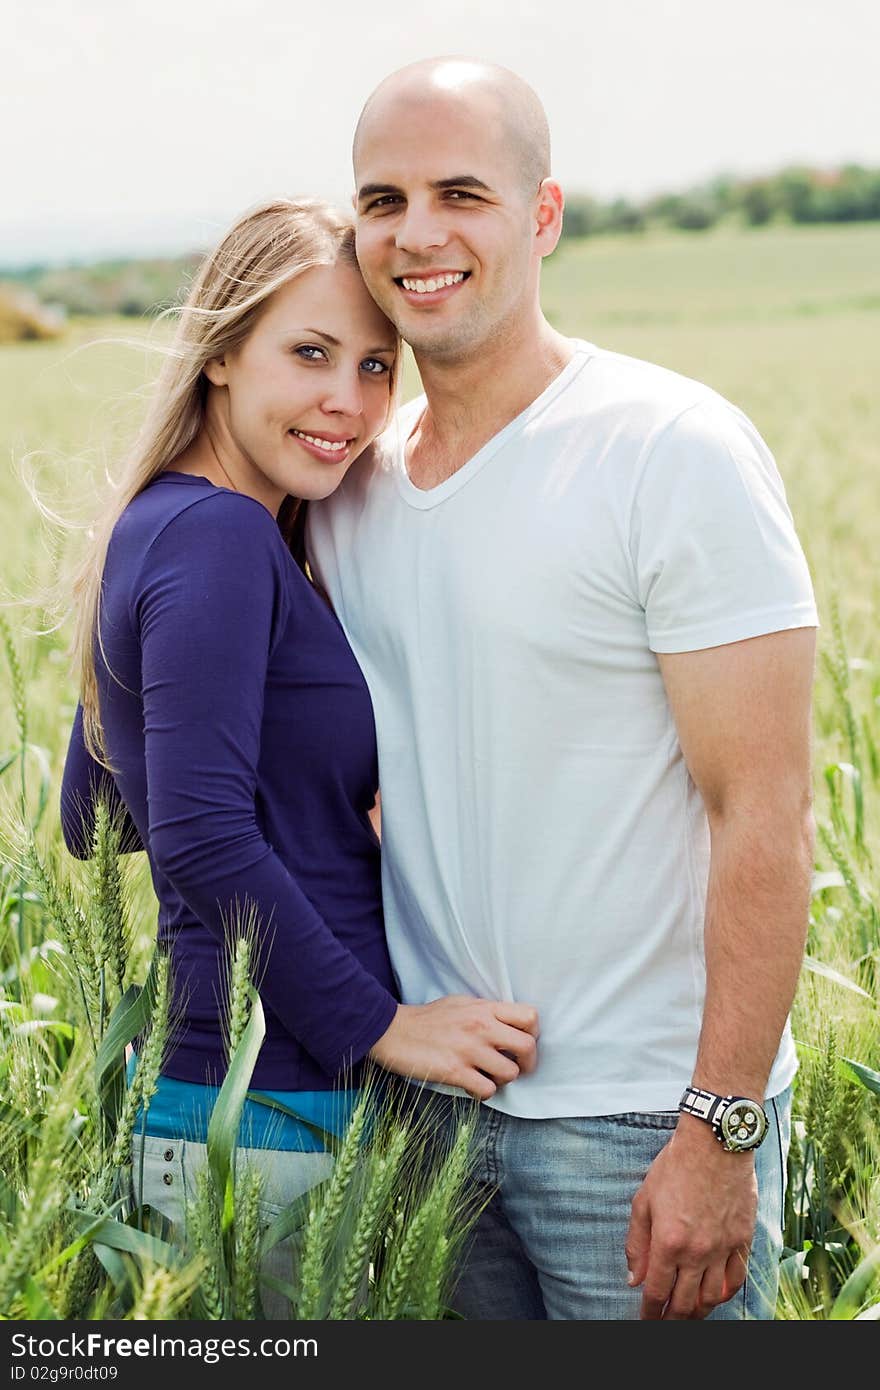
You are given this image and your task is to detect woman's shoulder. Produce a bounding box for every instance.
[107,475,292,611]
[117,473,283,558]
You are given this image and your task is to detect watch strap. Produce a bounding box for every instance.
[679,1085,730,1128]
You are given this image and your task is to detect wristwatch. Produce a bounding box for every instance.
[678,1086,769,1152]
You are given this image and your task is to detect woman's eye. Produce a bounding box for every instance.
[295,345,327,362]
[361,358,390,376]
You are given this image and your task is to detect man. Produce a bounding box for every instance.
[307,57,817,1320]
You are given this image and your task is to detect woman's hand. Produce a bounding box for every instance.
[368,996,540,1100]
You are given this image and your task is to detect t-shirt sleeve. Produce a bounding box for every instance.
[135,494,397,1075]
[630,397,819,653]
[60,703,145,858]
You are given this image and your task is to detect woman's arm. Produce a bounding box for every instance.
[60,704,144,859]
[137,496,398,1075]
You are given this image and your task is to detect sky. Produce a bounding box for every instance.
[4,0,879,265]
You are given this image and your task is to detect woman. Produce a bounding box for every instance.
[59,199,539,1302]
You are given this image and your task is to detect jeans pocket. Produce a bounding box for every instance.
[600,1110,680,1131]
[130,1134,188,1229]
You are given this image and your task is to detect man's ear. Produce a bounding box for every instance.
[203,356,228,387]
[535,178,564,259]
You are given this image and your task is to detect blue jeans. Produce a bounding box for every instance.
[413,1086,791,1320]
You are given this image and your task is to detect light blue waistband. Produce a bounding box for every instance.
[127,1053,359,1152]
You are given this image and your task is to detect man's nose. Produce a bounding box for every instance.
[395,201,448,255]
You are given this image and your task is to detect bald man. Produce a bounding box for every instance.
[307,58,817,1320]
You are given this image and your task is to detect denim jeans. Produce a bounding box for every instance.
[412,1086,791,1321]
[130,1133,333,1319]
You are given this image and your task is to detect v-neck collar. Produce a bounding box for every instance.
[393,340,595,511]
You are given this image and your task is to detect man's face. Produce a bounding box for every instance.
[354,91,538,362]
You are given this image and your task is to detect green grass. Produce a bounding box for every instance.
[1,223,878,1319]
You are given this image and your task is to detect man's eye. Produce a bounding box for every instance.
[447,190,478,200]
[295,345,327,362]
[365,195,401,211]
[361,358,390,376]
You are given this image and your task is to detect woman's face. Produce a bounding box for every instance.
[206,259,397,514]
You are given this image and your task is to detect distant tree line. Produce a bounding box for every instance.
[1,165,878,325]
[2,255,202,321]
[561,164,880,238]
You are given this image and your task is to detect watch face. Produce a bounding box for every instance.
[720,1100,768,1151]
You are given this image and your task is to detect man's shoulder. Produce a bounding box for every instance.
[561,343,770,474]
[568,341,722,422]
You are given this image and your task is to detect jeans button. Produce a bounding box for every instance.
[162,1172,173,1186]
[164,1149,174,1161]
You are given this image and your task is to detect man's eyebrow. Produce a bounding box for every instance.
[432,175,493,193]
[357,183,403,203]
[357,175,494,202]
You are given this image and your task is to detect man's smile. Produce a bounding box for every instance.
[394,269,471,304]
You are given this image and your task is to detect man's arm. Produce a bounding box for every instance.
[625,626,816,1319]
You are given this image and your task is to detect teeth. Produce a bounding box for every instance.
[401,272,466,294]
[291,430,349,452]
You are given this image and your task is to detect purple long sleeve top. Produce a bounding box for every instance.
[60,472,399,1088]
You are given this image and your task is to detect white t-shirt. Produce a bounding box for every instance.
[307,340,818,1118]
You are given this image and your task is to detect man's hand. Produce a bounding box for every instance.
[369,996,540,1100]
[625,1115,758,1318]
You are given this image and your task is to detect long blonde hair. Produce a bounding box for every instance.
[71,197,382,764]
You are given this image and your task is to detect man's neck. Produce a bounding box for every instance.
[406,316,575,490]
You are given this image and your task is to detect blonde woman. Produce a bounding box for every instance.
[59,200,540,1303]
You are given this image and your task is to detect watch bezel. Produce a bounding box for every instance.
[718,1097,769,1152]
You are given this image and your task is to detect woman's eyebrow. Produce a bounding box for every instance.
[287,328,396,354]
[301,328,341,346]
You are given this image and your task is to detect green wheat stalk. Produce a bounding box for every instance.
[296,1096,369,1319]
[225,934,253,1066]
[232,1164,264,1319]
[189,1164,228,1320]
[0,615,29,955]
[817,822,863,908]
[327,1124,408,1319]
[90,801,128,1003]
[26,844,101,1050]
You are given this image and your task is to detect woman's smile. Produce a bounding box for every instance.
[288,427,356,463]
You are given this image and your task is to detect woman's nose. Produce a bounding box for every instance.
[321,370,364,418]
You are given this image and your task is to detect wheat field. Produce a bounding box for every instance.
[0,222,877,1318]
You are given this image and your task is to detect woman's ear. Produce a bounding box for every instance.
[203,356,228,387]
